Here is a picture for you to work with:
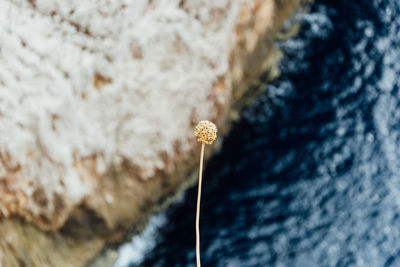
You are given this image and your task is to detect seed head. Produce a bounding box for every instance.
[194,120,217,144]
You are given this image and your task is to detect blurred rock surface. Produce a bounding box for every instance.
[0,0,300,266]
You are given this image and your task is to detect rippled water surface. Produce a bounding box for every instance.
[116,0,400,266]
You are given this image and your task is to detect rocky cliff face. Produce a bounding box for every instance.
[0,0,301,266]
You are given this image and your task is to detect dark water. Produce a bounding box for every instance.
[116,0,400,266]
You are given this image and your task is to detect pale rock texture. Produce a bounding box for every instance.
[0,0,300,266]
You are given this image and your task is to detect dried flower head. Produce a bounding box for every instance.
[194,120,217,144]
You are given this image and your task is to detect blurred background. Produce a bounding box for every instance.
[116,0,400,266]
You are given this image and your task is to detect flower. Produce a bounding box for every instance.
[194,120,217,144]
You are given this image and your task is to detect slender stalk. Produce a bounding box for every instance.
[196,142,205,267]
[193,120,217,266]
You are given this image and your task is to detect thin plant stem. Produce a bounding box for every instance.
[196,142,205,267]
[193,120,217,266]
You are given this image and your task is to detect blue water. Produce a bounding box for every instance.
[116,0,400,266]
